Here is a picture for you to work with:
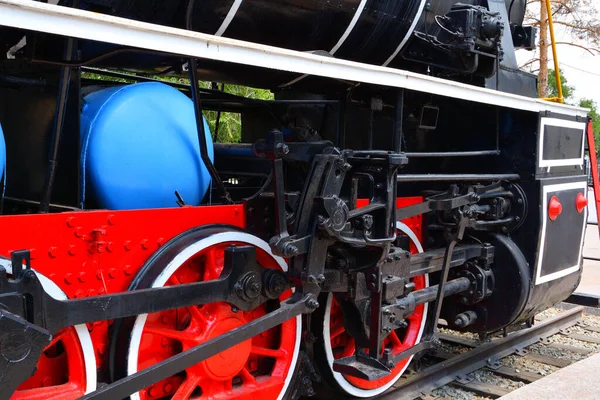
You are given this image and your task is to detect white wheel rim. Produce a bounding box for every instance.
[126,231,302,400]
[322,223,429,397]
[3,264,97,395]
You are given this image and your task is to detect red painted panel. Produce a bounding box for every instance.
[356,197,424,251]
[0,204,245,368]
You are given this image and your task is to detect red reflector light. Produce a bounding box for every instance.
[576,192,588,213]
[548,196,562,221]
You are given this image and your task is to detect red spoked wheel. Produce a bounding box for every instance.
[7,271,96,400]
[113,228,301,400]
[315,222,428,397]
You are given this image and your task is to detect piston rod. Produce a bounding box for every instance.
[390,276,472,319]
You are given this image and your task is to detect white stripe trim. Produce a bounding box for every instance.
[330,0,367,55]
[214,0,243,37]
[0,0,588,117]
[383,0,427,67]
[280,0,367,88]
[538,118,586,168]
[535,181,587,285]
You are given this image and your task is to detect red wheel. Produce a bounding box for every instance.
[113,228,301,400]
[6,270,96,400]
[315,223,428,397]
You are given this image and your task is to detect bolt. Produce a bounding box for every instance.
[123,265,134,276]
[107,214,116,225]
[141,239,149,250]
[78,272,87,283]
[283,244,299,257]
[106,242,114,252]
[96,270,104,281]
[317,274,326,284]
[157,238,165,247]
[68,245,77,256]
[87,289,97,297]
[48,247,58,258]
[308,275,318,284]
[124,241,132,251]
[64,273,74,284]
[108,268,118,279]
[306,299,320,310]
[75,290,85,298]
[232,306,239,313]
[382,327,392,333]
[66,217,77,227]
[164,383,173,393]
[75,228,85,238]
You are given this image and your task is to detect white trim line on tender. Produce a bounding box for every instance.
[214,0,243,37]
[382,0,427,67]
[280,0,367,88]
[0,0,588,118]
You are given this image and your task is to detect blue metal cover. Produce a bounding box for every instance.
[80,82,213,210]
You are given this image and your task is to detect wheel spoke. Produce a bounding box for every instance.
[13,382,84,400]
[144,326,195,343]
[168,274,182,286]
[239,367,257,385]
[203,247,221,280]
[47,330,67,349]
[186,305,211,327]
[330,325,345,340]
[250,346,286,358]
[172,376,201,400]
[388,330,402,347]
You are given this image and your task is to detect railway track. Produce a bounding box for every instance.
[374,305,600,400]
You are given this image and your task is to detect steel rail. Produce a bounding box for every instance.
[377,306,584,400]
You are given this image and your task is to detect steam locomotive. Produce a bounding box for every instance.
[0,0,591,399]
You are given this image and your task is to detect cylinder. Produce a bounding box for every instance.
[80,82,213,210]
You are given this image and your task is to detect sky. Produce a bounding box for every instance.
[515,5,600,108]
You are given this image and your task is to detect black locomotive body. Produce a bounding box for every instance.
[0,0,591,399]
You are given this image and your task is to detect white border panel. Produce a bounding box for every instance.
[535,181,587,285]
[538,118,587,168]
[0,0,588,118]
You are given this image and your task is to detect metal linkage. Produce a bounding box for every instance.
[378,306,584,400]
[0,245,299,393]
[397,173,520,182]
[405,150,501,158]
[79,292,316,400]
[1,247,289,335]
[40,34,76,212]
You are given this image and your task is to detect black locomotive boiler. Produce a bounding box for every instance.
[0,0,591,399]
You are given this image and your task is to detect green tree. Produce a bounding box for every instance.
[580,98,600,152]
[547,68,575,102]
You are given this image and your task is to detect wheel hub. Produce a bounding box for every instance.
[192,307,252,381]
